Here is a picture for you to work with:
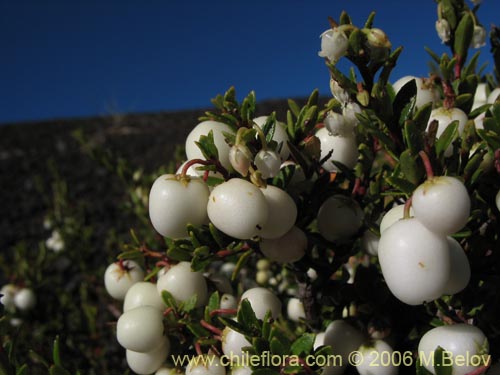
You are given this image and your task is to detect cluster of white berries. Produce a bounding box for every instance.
[104,257,290,374]
[378,172,472,306]
[0,284,36,319]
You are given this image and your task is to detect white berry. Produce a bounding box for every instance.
[496,189,500,212]
[427,107,468,156]
[322,320,365,375]
[185,355,225,375]
[13,288,36,311]
[220,294,238,310]
[287,298,306,322]
[156,262,208,307]
[392,76,439,108]
[0,284,19,312]
[418,324,489,375]
[259,185,297,239]
[412,176,470,235]
[253,116,290,161]
[378,218,450,305]
[117,305,165,352]
[221,326,251,363]
[149,174,210,239]
[123,281,165,312]
[379,204,414,234]
[316,127,359,172]
[442,237,471,295]
[185,120,235,171]
[239,287,281,320]
[354,340,398,375]
[104,260,144,301]
[207,178,268,240]
[126,335,170,374]
[259,226,307,263]
[317,195,364,242]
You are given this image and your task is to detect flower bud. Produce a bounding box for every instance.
[254,149,281,179]
[435,19,451,44]
[318,27,349,63]
[330,78,350,104]
[364,28,392,62]
[342,102,362,129]
[471,25,487,48]
[324,111,349,136]
[229,144,252,177]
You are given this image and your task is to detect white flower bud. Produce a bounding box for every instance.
[471,25,487,48]
[254,150,281,179]
[329,78,350,104]
[435,19,451,44]
[342,102,362,129]
[324,111,349,136]
[318,27,349,63]
[229,144,253,177]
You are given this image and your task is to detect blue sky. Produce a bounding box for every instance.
[1,0,499,124]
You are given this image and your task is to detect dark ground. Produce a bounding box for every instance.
[0,98,297,252]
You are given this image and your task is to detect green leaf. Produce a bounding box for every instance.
[400,150,421,185]
[167,245,192,262]
[424,46,441,65]
[490,103,500,126]
[403,120,423,154]
[288,99,301,118]
[454,93,472,108]
[270,337,288,356]
[453,12,474,60]
[290,333,315,356]
[237,299,260,334]
[433,346,453,375]
[161,290,178,309]
[435,121,459,157]
[385,176,416,195]
[16,364,28,375]
[195,130,219,160]
[52,336,62,366]
[441,0,457,30]
[231,249,253,281]
[477,129,500,149]
[180,293,198,313]
[49,365,71,375]
[185,322,210,338]
[207,291,220,315]
[415,356,434,375]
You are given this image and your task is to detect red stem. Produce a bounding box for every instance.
[200,320,223,336]
[194,341,203,356]
[209,308,238,317]
[465,365,490,375]
[419,151,435,179]
[181,158,228,179]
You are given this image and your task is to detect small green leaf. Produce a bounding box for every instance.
[161,290,178,309]
[435,121,459,157]
[400,150,422,185]
[270,337,288,356]
[16,364,28,375]
[52,336,62,366]
[231,249,253,281]
[454,12,474,60]
[290,333,315,356]
[185,322,210,338]
[403,120,423,154]
[49,365,71,375]
[180,294,198,313]
[415,356,434,375]
[433,346,453,375]
[288,99,301,118]
[477,129,500,149]
[195,130,219,161]
[237,299,260,334]
[385,176,416,195]
[166,247,192,262]
[454,93,472,108]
